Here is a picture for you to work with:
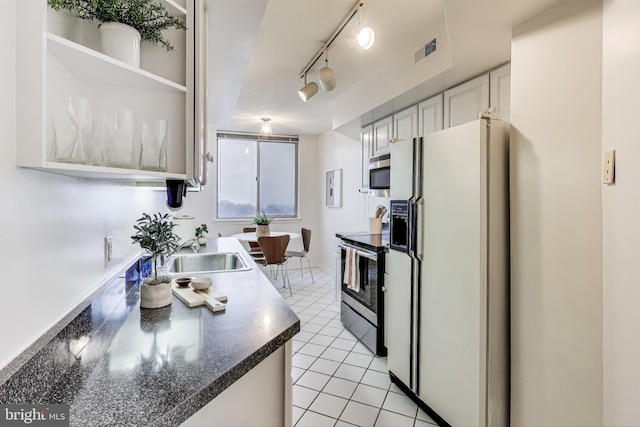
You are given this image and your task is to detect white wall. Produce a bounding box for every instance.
[510,1,603,425]
[602,1,640,424]
[0,0,167,369]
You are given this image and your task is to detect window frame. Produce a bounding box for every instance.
[216,132,299,220]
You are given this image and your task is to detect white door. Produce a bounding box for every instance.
[393,105,418,140]
[361,125,373,189]
[373,116,392,155]
[386,249,412,388]
[443,74,489,128]
[490,63,511,121]
[389,138,413,200]
[418,94,443,135]
[419,120,483,426]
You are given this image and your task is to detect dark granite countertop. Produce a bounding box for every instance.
[0,238,300,426]
[336,231,389,251]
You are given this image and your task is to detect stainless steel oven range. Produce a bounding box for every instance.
[338,237,387,356]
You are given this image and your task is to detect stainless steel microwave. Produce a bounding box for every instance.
[368,154,390,197]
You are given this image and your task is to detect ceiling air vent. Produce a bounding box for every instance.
[415,38,437,63]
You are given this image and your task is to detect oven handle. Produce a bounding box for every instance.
[338,243,378,261]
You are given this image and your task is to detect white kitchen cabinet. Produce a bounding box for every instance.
[418,93,444,135]
[361,124,373,188]
[16,0,204,185]
[181,341,293,427]
[373,116,393,155]
[490,63,511,121]
[393,105,418,140]
[443,74,489,128]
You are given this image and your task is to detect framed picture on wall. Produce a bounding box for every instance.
[326,169,342,208]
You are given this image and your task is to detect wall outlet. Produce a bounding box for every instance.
[603,150,615,185]
[104,234,113,268]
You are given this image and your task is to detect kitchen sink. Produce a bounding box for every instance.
[169,252,251,274]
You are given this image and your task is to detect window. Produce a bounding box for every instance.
[217,134,298,219]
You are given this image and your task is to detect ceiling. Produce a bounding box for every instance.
[203,0,559,137]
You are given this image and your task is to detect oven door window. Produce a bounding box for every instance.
[341,250,379,313]
[369,167,390,190]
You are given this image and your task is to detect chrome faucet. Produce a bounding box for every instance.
[177,238,200,252]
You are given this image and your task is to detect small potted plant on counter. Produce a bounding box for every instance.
[253,211,272,238]
[196,223,208,245]
[131,212,180,309]
[47,0,187,67]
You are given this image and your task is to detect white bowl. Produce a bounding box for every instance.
[191,277,212,290]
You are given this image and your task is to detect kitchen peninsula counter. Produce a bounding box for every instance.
[0,238,300,426]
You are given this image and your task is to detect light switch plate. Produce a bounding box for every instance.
[603,150,615,185]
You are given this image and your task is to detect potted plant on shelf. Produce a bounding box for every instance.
[195,223,208,245]
[253,212,272,238]
[131,212,180,309]
[47,0,187,68]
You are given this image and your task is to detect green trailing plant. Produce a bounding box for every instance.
[253,211,272,226]
[195,223,208,237]
[131,212,180,284]
[48,0,187,51]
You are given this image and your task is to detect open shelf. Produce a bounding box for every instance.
[47,33,187,93]
[160,0,187,17]
[38,162,187,184]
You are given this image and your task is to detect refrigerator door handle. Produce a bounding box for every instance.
[407,199,415,258]
[410,199,419,259]
[415,198,423,261]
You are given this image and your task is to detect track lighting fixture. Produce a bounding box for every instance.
[260,117,272,135]
[297,0,375,101]
[298,73,319,102]
[318,49,336,92]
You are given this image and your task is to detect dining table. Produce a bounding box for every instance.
[230,231,302,252]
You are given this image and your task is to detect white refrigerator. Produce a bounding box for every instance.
[387,115,509,426]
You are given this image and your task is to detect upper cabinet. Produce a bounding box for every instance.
[490,63,511,122]
[418,94,444,136]
[16,0,205,185]
[393,105,418,141]
[443,74,490,129]
[373,116,393,155]
[361,124,373,189]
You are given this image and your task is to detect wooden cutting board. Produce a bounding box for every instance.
[172,282,227,312]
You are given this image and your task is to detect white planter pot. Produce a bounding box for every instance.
[140,281,172,309]
[197,236,207,245]
[100,22,141,67]
[256,224,270,238]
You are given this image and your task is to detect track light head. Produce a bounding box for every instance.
[319,66,336,91]
[298,73,319,102]
[358,26,375,49]
[318,51,336,91]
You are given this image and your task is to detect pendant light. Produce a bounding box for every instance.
[260,117,272,135]
[318,49,336,92]
[298,72,319,102]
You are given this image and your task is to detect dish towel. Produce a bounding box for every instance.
[343,248,360,292]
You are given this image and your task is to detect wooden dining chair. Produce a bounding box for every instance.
[256,235,291,296]
[285,228,314,283]
[243,227,263,258]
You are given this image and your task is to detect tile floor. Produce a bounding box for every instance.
[263,264,438,427]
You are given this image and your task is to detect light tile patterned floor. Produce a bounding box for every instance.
[262,265,438,427]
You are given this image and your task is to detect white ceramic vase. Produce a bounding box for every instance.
[100,22,141,67]
[256,224,270,238]
[140,281,172,309]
